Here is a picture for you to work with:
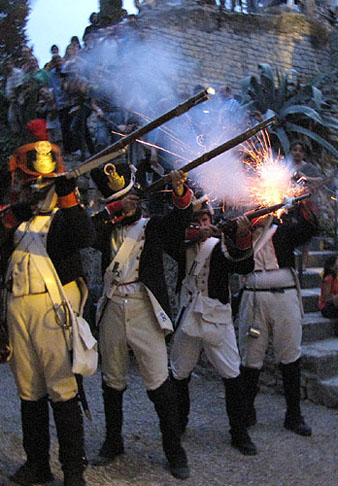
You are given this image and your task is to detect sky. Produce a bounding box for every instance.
[26,0,136,68]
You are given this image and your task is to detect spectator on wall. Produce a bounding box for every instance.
[4,59,24,134]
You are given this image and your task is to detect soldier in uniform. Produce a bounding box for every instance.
[238,199,318,436]
[90,164,192,480]
[170,208,258,456]
[0,141,96,486]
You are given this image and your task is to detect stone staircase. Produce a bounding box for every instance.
[299,237,338,408]
[261,236,338,409]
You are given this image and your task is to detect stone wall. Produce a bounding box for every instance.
[121,5,336,224]
[133,4,334,97]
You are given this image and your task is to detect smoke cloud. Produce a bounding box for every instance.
[69,26,257,210]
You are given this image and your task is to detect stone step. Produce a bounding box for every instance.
[307,375,338,408]
[302,312,338,342]
[308,236,336,251]
[301,288,320,313]
[306,251,337,269]
[301,337,338,379]
[298,269,322,289]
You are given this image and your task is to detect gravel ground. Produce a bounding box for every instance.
[1,358,338,486]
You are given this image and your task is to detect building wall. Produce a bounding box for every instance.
[134,5,333,96]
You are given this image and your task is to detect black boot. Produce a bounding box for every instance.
[93,382,125,466]
[240,366,261,427]
[280,359,312,437]
[10,396,54,485]
[52,397,87,486]
[147,378,190,480]
[170,373,191,436]
[223,377,257,456]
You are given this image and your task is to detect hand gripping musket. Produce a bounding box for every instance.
[218,193,312,233]
[174,193,310,331]
[144,116,276,194]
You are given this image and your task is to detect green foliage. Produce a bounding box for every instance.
[319,217,336,238]
[0,0,30,85]
[99,0,124,26]
[0,130,22,168]
[0,125,23,201]
[240,63,338,159]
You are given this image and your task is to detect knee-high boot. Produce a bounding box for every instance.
[10,396,54,485]
[147,378,190,480]
[280,359,312,436]
[222,377,257,456]
[93,382,125,465]
[240,365,261,427]
[170,373,191,435]
[52,397,87,486]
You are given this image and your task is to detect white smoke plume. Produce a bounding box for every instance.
[70,27,255,210]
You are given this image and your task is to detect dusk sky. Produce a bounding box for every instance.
[26,0,136,67]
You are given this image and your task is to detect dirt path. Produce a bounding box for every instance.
[1,359,338,486]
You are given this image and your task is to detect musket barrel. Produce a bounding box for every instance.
[244,193,311,221]
[218,193,311,234]
[67,88,214,179]
[144,116,276,194]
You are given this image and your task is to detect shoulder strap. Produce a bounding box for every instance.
[254,224,278,255]
[103,218,148,299]
[30,231,72,312]
[14,213,55,254]
[6,214,55,281]
[105,217,147,277]
[188,237,219,277]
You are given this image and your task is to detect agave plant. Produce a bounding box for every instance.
[240,63,338,159]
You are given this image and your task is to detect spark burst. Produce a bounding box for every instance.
[243,131,306,215]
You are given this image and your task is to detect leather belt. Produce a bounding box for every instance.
[244,286,296,293]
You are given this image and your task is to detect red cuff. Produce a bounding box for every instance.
[172,184,192,209]
[2,209,18,229]
[105,200,123,216]
[186,225,201,242]
[236,230,252,250]
[58,192,79,208]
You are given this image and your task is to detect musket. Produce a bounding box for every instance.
[144,116,276,194]
[245,193,311,220]
[219,193,311,233]
[65,88,215,179]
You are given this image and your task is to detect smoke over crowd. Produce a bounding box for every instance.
[62,24,268,211]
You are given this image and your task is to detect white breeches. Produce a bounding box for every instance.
[170,321,241,380]
[7,281,80,402]
[238,288,302,369]
[99,289,169,391]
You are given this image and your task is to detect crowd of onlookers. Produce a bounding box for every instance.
[3,0,336,164]
[3,8,249,168]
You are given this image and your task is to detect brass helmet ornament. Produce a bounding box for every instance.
[33,141,56,174]
[104,163,125,192]
[91,162,138,202]
[8,141,65,186]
